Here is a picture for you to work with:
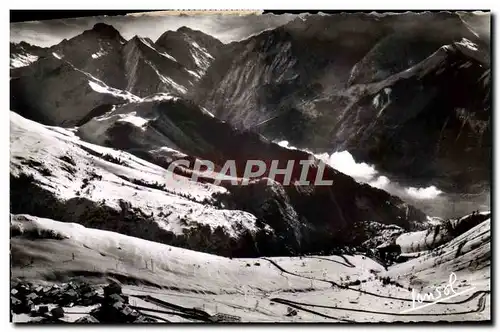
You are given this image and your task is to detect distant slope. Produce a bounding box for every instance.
[386,216,490,300]
[11,212,490,322]
[327,39,490,194]
[9,23,223,127]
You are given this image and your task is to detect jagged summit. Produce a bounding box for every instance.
[128,35,154,44]
[10,40,41,48]
[156,26,223,56]
[177,26,197,33]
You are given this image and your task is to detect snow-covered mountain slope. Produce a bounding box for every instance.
[11,103,427,256]
[10,111,274,257]
[10,42,46,69]
[10,54,140,126]
[121,36,191,96]
[11,212,490,322]
[395,212,490,254]
[10,214,329,294]
[10,23,223,127]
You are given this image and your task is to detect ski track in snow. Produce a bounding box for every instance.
[10,213,490,322]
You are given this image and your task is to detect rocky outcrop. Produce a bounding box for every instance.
[10,280,157,323]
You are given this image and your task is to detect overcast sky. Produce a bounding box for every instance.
[10,12,296,47]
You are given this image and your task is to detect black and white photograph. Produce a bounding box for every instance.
[8,8,491,324]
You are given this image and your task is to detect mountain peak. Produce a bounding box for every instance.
[156,27,223,56]
[128,35,143,43]
[177,26,194,33]
[86,23,123,40]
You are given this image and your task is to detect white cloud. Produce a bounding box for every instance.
[369,175,390,190]
[319,150,378,183]
[405,186,443,200]
[277,140,295,149]
[275,140,444,202]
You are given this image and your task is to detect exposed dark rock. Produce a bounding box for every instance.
[103,282,122,297]
[10,296,23,314]
[38,306,49,315]
[286,307,298,316]
[91,290,145,323]
[51,306,65,319]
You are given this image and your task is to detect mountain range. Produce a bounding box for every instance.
[9,11,492,323]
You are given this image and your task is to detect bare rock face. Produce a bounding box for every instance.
[49,23,127,90]
[10,56,130,126]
